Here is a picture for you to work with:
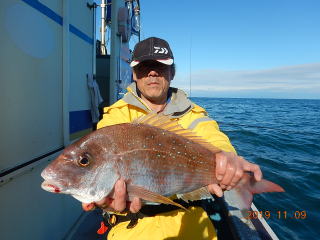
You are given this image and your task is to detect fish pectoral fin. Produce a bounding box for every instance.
[177,186,214,203]
[127,185,187,210]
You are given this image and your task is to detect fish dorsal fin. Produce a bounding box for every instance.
[177,186,214,203]
[132,112,221,154]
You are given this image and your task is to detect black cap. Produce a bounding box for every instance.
[130,37,174,67]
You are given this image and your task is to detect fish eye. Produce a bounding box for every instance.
[77,155,91,167]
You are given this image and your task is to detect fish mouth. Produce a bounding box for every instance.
[41,181,95,203]
[41,181,63,193]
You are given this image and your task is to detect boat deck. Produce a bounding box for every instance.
[64,209,109,240]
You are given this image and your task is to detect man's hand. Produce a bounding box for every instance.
[82,180,142,213]
[207,151,262,197]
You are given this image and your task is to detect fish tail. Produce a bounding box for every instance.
[232,172,284,217]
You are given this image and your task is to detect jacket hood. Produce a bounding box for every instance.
[122,82,195,118]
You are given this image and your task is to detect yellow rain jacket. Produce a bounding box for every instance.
[98,82,236,240]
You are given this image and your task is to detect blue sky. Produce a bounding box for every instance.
[97,0,320,99]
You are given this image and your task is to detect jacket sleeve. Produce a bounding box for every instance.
[178,107,237,154]
[192,118,236,154]
[97,100,147,129]
[97,104,131,129]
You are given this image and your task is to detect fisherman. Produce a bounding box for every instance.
[82,37,262,239]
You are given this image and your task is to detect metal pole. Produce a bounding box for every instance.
[110,0,124,104]
[93,3,97,74]
[101,0,106,55]
[119,33,122,84]
[62,0,70,146]
[190,34,192,97]
[138,0,140,42]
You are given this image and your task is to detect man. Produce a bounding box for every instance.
[83,37,262,239]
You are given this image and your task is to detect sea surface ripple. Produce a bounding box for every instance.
[191,97,320,240]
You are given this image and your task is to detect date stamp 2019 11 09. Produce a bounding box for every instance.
[247,211,306,219]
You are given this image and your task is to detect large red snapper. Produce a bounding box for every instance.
[41,112,284,212]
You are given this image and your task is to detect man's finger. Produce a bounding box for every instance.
[215,152,227,181]
[82,202,95,211]
[244,162,262,181]
[219,163,236,188]
[129,197,142,213]
[207,184,223,197]
[227,168,243,189]
[112,180,127,212]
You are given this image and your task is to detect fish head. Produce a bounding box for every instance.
[41,133,119,203]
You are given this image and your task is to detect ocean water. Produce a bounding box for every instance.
[190,98,320,240]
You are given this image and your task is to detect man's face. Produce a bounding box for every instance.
[133,60,174,102]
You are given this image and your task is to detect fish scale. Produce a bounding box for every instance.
[108,123,217,198]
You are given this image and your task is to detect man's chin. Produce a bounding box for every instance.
[144,95,162,100]
[142,92,165,101]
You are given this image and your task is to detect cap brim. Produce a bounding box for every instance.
[130,61,140,67]
[130,58,173,67]
[157,58,174,65]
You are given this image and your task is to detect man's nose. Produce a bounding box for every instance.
[148,70,159,77]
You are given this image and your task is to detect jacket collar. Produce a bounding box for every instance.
[123,82,194,118]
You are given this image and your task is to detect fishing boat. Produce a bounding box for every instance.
[0,1,279,239]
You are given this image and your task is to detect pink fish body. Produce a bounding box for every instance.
[41,112,284,212]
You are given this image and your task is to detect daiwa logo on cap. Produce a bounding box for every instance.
[154,47,168,54]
